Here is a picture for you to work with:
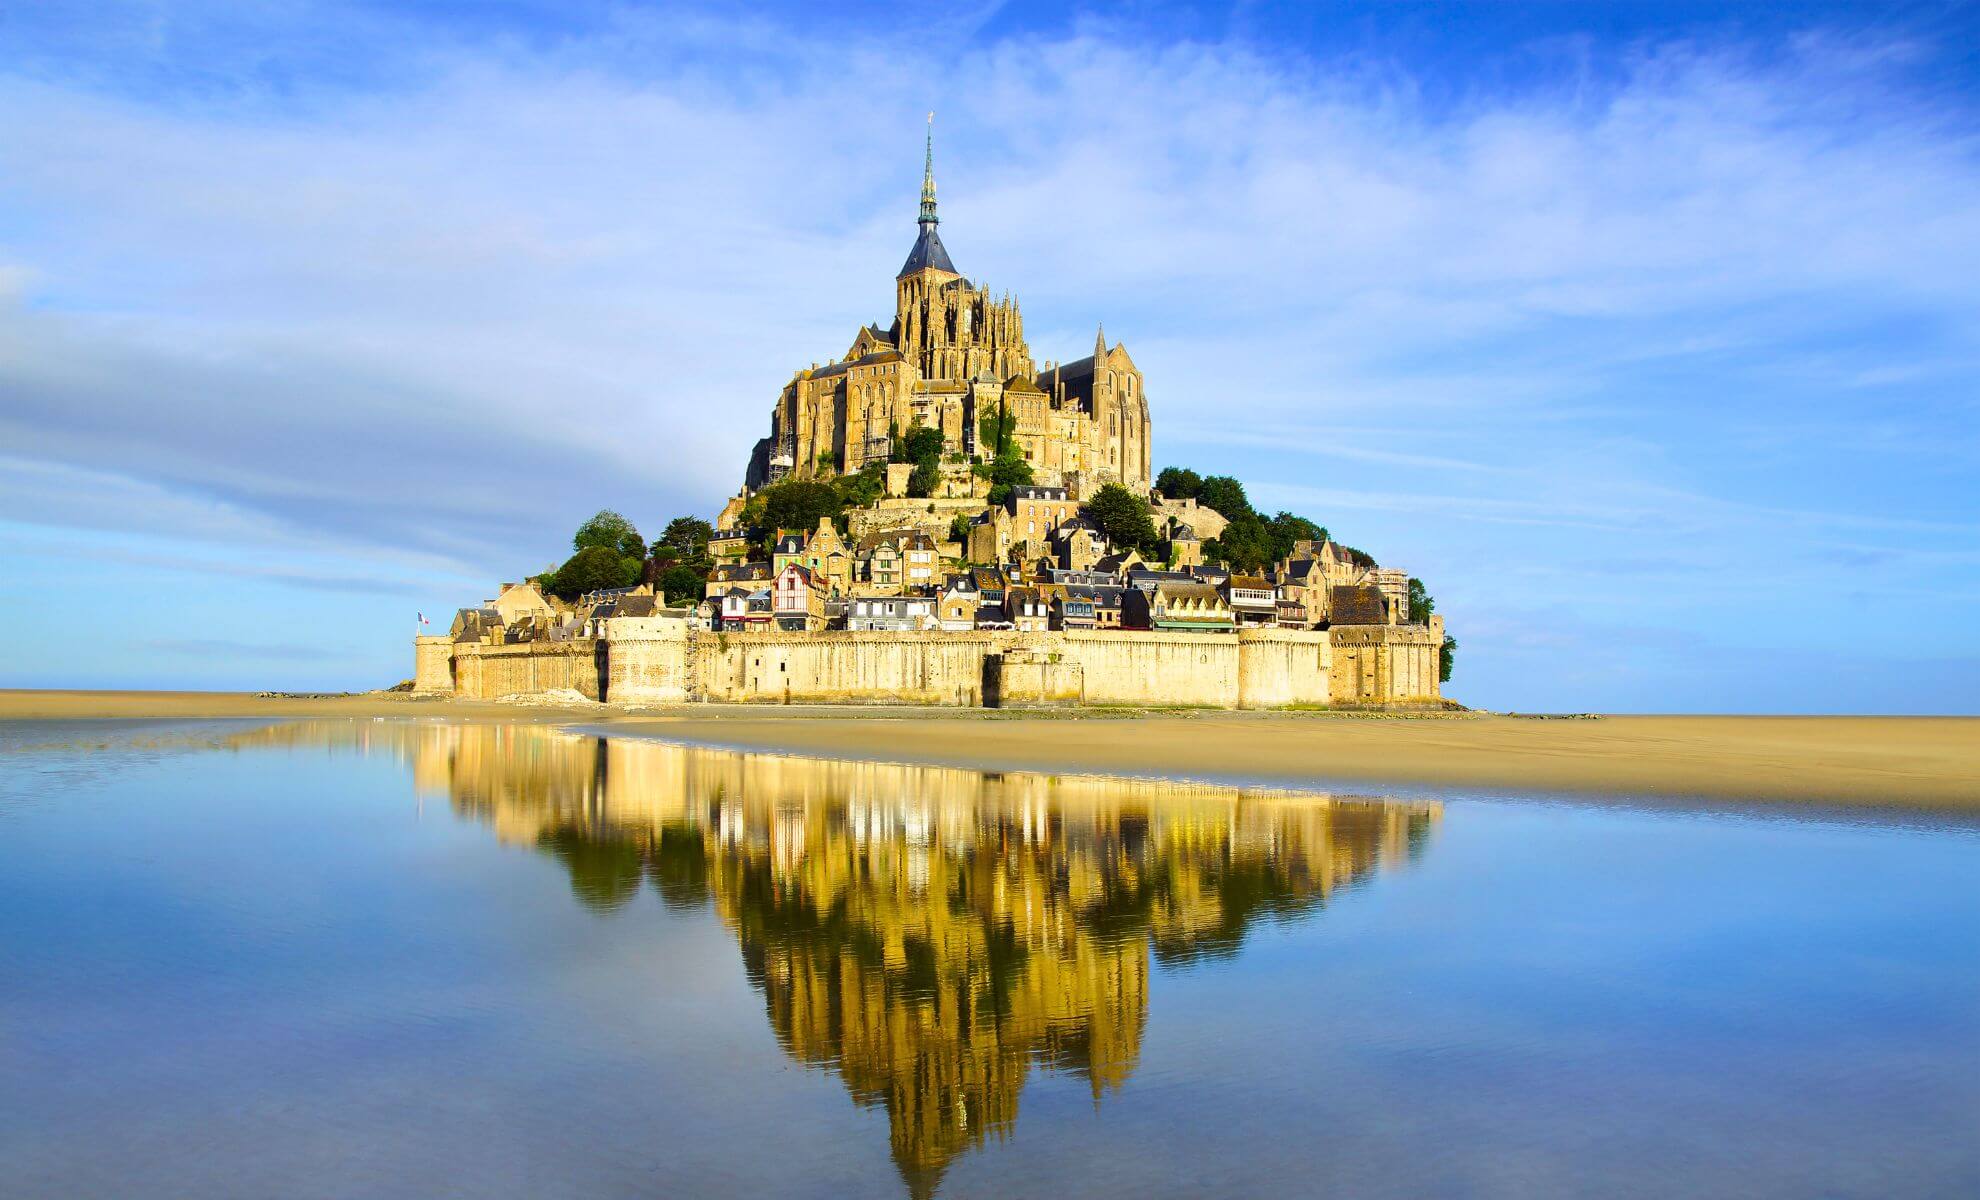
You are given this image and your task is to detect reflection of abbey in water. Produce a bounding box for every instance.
[238,723,1436,1195]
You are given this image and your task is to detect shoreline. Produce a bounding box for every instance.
[3,689,1976,812]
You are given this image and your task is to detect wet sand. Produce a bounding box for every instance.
[3,689,1975,810]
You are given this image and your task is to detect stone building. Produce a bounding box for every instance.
[745,122,1151,497]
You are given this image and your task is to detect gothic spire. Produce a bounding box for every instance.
[919,112,939,226]
[898,113,957,277]
[1094,323,1107,359]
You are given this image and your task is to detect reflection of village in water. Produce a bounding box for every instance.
[237,721,1439,1194]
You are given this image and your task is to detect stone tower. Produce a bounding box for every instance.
[894,115,1032,385]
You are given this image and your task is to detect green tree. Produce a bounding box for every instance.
[1084,483,1160,553]
[573,509,644,559]
[661,516,714,559]
[978,401,1013,457]
[1197,475,1253,521]
[658,563,707,606]
[833,462,886,509]
[984,446,1033,506]
[1265,512,1326,562]
[1154,466,1202,499]
[1440,634,1458,683]
[907,458,940,498]
[893,424,944,464]
[1408,577,1435,624]
[814,450,839,472]
[545,544,639,598]
[1206,512,1273,572]
[948,513,972,543]
[757,479,841,532]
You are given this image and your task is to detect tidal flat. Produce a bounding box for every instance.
[2,690,1976,810]
[3,716,1978,1198]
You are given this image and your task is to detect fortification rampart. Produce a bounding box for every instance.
[699,629,996,706]
[447,639,602,701]
[1328,618,1441,706]
[424,618,1430,709]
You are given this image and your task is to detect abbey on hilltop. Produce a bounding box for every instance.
[744,118,1151,496]
[414,120,1453,712]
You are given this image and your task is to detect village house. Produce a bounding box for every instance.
[772,563,827,631]
[970,565,1010,609]
[491,580,558,626]
[967,505,1014,566]
[1008,485,1078,558]
[1275,586,1313,629]
[707,528,752,562]
[1327,584,1388,628]
[1086,583,1127,628]
[449,605,503,644]
[937,574,980,630]
[1126,565,1196,593]
[582,591,658,637]
[1052,515,1109,572]
[1123,581,1235,633]
[1003,585,1052,632]
[1223,574,1278,626]
[705,560,772,598]
[858,529,940,594]
[1162,519,1202,569]
[717,586,774,631]
[775,518,852,594]
[845,592,938,632]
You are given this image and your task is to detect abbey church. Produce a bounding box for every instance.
[745,123,1152,496]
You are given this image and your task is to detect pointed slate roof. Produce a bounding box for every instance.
[898,116,958,276]
[898,223,956,277]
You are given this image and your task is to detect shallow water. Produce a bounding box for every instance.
[2,718,1977,1198]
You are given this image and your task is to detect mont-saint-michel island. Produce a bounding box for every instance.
[6,6,1979,1200]
[412,127,1452,711]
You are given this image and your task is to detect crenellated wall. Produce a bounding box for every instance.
[424,618,1436,708]
[1328,621,1442,706]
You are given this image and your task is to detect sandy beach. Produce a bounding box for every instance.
[5,688,1975,811]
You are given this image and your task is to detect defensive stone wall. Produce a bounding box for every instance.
[421,617,1437,708]
[1057,629,1239,707]
[449,640,601,701]
[1329,621,1441,706]
[1235,627,1333,708]
[413,635,454,695]
[699,629,994,706]
[603,617,696,705]
[986,649,1084,707]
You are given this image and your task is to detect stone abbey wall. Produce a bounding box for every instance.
[423,618,1436,709]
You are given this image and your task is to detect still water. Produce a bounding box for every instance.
[2,718,1977,1198]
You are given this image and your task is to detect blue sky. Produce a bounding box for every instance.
[2,1,1977,712]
